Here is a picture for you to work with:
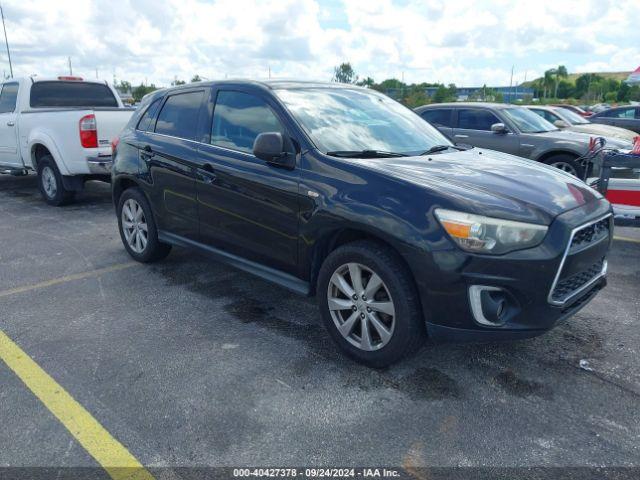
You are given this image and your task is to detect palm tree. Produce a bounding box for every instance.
[543,69,555,98]
[554,65,568,98]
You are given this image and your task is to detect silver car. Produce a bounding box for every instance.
[527,105,637,142]
[415,102,632,177]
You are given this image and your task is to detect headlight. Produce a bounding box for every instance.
[435,209,548,254]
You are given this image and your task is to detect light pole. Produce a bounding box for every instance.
[0,2,13,78]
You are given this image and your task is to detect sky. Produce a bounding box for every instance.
[2,0,639,88]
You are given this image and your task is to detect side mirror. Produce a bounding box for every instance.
[491,122,508,134]
[554,120,569,128]
[253,132,294,168]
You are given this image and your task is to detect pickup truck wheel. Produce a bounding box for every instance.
[317,240,425,368]
[544,154,585,178]
[117,188,171,263]
[37,156,75,206]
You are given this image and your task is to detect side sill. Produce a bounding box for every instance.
[158,231,310,296]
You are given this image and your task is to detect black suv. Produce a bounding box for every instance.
[112,80,612,367]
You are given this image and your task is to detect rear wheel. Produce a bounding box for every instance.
[544,154,584,178]
[37,155,75,206]
[117,187,171,263]
[317,240,425,368]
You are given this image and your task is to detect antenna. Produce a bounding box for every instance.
[0,2,13,78]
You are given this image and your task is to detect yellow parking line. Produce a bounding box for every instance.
[0,262,138,299]
[613,235,640,244]
[0,330,155,480]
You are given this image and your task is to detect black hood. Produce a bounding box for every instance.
[362,148,603,225]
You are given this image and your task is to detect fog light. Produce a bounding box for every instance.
[469,285,511,326]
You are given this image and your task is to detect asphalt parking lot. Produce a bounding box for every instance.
[0,175,639,477]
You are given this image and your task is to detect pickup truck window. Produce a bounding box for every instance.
[154,91,204,140]
[0,83,18,113]
[211,91,284,153]
[137,98,162,131]
[30,81,118,108]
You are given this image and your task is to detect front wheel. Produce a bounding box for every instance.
[317,240,425,368]
[37,155,75,206]
[117,187,171,263]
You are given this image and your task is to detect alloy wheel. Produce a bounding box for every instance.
[550,161,578,176]
[327,262,396,351]
[121,198,148,254]
[41,166,57,198]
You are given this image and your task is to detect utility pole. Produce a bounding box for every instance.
[268,65,271,79]
[0,2,13,78]
[508,65,514,103]
[68,56,72,75]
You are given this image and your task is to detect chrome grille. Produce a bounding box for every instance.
[551,258,605,303]
[547,213,611,306]
[569,218,610,253]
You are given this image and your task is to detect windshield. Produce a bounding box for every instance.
[275,87,450,155]
[553,107,589,125]
[501,107,558,133]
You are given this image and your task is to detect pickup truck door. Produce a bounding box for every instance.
[452,108,520,155]
[0,82,21,167]
[143,89,206,241]
[195,88,300,275]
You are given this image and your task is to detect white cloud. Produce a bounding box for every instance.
[0,0,638,87]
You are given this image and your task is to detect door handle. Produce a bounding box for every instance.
[198,163,217,184]
[6,121,14,127]
[454,134,468,138]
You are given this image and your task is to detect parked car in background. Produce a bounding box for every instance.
[415,103,632,177]
[589,106,640,134]
[590,103,612,114]
[527,105,637,142]
[552,104,592,117]
[112,80,612,367]
[0,76,135,205]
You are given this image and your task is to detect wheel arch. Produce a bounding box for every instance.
[308,226,418,297]
[112,176,142,207]
[28,132,68,174]
[535,149,580,163]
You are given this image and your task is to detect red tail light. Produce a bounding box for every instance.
[79,114,98,148]
[111,136,120,155]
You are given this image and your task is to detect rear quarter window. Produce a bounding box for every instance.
[30,81,118,108]
[153,91,204,140]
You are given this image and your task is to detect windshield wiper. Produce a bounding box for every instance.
[419,144,470,155]
[325,150,407,158]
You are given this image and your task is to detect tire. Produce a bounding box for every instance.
[117,187,171,263]
[37,155,75,206]
[317,240,425,368]
[543,154,585,178]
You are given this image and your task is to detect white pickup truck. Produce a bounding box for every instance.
[0,76,134,205]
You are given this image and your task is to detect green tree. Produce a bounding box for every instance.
[332,63,357,84]
[171,78,186,86]
[356,76,375,88]
[132,83,158,102]
[553,65,568,98]
[191,75,202,83]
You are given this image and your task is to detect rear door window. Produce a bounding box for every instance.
[0,83,19,113]
[210,90,284,154]
[420,109,453,128]
[30,81,118,107]
[154,91,204,140]
[136,98,162,131]
[458,109,501,131]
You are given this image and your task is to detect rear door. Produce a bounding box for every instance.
[418,108,454,140]
[453,108,520,154]
[0,82,21,167]
[145,89,207,240]
[195,87,301,275]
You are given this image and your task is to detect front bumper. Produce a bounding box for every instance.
[87,156,113,175]
[410,200,613,342]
